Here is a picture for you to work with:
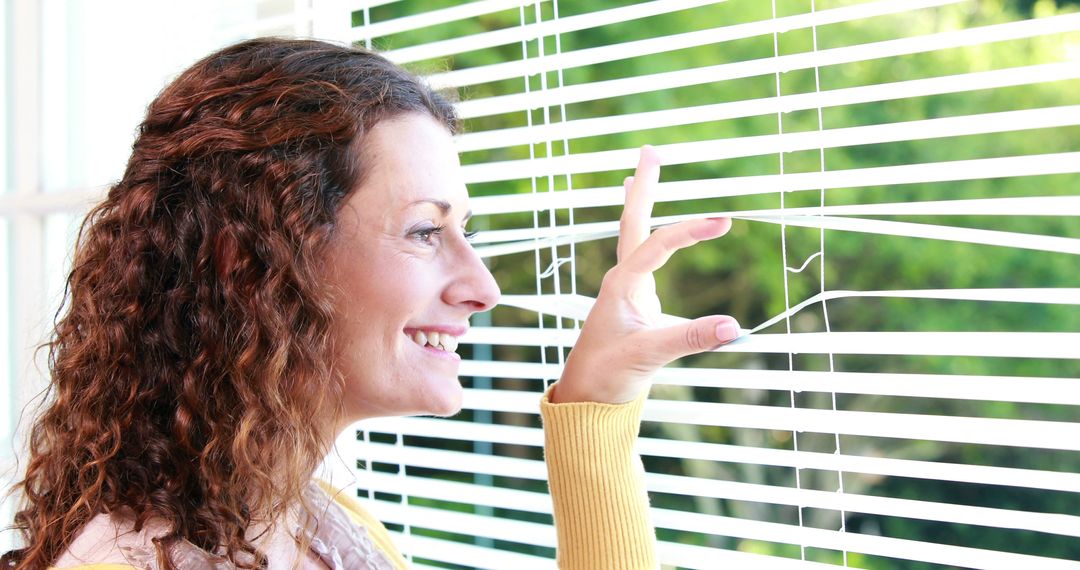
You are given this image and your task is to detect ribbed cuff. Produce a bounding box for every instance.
[540,385,657,570]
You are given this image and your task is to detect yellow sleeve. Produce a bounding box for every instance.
[314,480,410,570]
[540,386,657,570]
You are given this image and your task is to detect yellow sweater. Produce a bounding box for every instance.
[51,390,655,569]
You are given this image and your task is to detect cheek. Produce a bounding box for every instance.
[333,250,413,315]
[332,255,444,359]
[365,261,440,325]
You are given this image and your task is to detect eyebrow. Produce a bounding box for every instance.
[408,198,473,222]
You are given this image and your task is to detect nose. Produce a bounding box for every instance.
[443,244,501,313]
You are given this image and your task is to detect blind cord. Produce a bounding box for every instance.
[769,0,807,562]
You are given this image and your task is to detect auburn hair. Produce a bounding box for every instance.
[3,38,458,569]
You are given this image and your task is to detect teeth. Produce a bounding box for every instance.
[408,330,459,353]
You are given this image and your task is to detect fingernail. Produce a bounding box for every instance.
[690,218,730,239]
[715,321,741,343]
[624,176,634,189]
[642,145,661,164]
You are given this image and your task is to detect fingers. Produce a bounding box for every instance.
[621,217,731,276]
[616,145,660,263]
[647,315,741,363]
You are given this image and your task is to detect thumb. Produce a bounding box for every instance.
[647,315,741,363]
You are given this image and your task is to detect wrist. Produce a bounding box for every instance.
[549,379,592,404]
[550,368,644,405]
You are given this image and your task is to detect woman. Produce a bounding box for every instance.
[3,38,739,569]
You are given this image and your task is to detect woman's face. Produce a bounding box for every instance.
[325,112,500,424]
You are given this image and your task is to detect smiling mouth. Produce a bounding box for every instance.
[407,329,460,354]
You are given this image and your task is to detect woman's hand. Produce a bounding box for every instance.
[551,145,740,404]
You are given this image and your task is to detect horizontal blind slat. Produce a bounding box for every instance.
[463,327,1080,359]
[474,199,1080,246]
[645,473,1080,537]
[647,508,1080,569]
[357,0,401,9]
[475,217,1080,257]
[452,12,1080,117]
[356,440,546,479]
[393,531,805,570]
[427,0,961,88]
[468,152,1080,215]
[359,470,553,512]
[367,492,1080,569]
[352,0,537,40]
[455,61,1080,151]
[450,388,1080,450]
[343,427,1080,494]
[380,0,724,63]
[655,540,837,569]
[358,467,1080,537]
[644,399,1080,451]
[349,416,1080,492]
[460,104,1080,183]
[369,500,557,546]
[458,359,1080,405]
[742,214,1080,255]
[386,532,554,570]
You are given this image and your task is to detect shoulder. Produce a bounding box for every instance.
[312,479,408,569]
[312,479,383,531]
[49,511,165,570]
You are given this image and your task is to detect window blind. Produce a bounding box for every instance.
[329,1,1080,568]
[2,0,1076,567]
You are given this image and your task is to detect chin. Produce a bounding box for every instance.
[422,383,464,417]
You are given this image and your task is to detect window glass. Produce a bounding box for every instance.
[0,218,10,450]
[43,212,81,318]
[0,218,11,555]
[39,0,242,193]
[0,0,7,196]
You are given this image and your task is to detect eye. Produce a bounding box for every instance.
[463,229,479,242]
[410,224,445,245]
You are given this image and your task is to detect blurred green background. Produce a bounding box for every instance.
[361,1,1080,567]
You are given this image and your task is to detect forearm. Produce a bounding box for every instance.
[540,386,657,570]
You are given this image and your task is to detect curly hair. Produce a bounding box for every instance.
[3,38,458,569]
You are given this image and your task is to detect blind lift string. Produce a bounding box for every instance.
[520,0,555,393]
[807,0,849,560]
[532,0,571,373]
[768,0,809,559]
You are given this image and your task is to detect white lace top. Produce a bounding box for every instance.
[52,482,395,570]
